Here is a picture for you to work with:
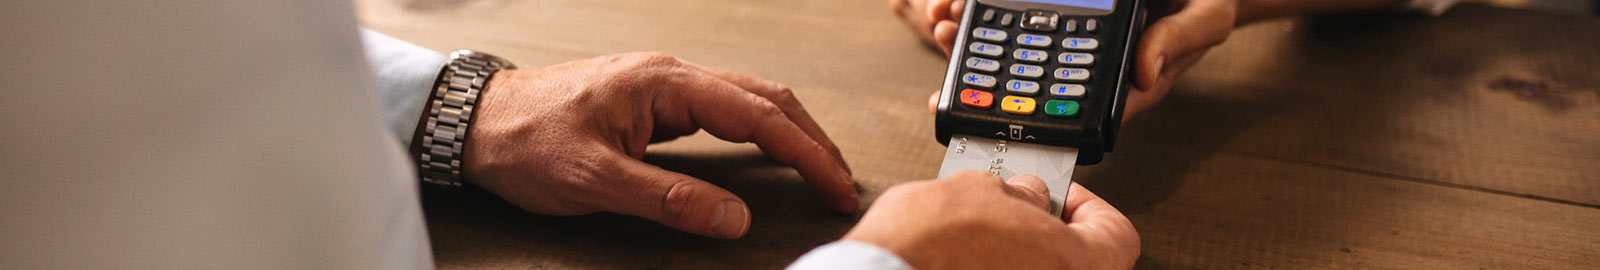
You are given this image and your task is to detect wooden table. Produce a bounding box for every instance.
[358,0,1600,268]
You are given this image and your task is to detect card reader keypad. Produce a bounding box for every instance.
[957,7,1105,118]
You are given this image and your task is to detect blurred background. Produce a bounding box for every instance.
[1470,0,1598,14]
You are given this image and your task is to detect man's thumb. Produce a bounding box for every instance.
[1135,0,1235,91]
[607,158,750,239]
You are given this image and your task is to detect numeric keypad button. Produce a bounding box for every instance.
[1005,80,1041,96]
[1054,68,1090,82]
[1010,64,1045,79]
[973,27,1009,42]
[969,42,1004,57]
[1017,34,1052,48]
[1050,84,1087,98]
[1058,53,1094,66]
[1063,38,1100,51]
[962,73,998,88]
[1013,49,1048,63]
[966,57,1001,72]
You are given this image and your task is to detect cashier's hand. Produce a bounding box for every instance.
[461,52,857,239]
[894,0,1238,118]
[843,171,1139,269]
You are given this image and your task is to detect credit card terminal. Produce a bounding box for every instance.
[934,0,1146,215]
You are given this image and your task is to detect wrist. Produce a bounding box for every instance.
[842,228,940,268]
[415,50,516,188]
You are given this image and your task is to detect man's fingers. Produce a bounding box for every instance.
[657,71,859,213]
[1004,174,1051,211]
[685,65,851,174]
[1135,0,1235,93]
[1062,182,1141,264]
[605,156,750,239]
[926,0,954,23]
[1063,182,1127,228]
[933,20,959,56]
[928,91,940,115]
[945,171,1050,212]
[949,0,966,20]
[1123,51,1206,119]
[931,0,964,56]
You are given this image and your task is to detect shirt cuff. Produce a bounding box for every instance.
[1405,0,1457,16]
[360,28,447,146]
[787,240,913,270]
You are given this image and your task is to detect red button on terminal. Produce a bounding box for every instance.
[959,89,994,109]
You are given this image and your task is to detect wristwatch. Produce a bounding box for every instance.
[419,50,515,188]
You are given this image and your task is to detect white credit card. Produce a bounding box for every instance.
[937,134,1078,216]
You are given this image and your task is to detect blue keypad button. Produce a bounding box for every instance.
[973,27,1009,42]
[969,42,1003,57]
[1010,64,1045,79]
[1058,53,1095,66]
[965,57,1000,72]
[1050,84,1087,98]
[1005,80,1041,96]
[1063,38,1100,51]
[1012,49,1048,63]
[1054,68,1090,82]
[1017,34,1052,48]
[962,73,997,88]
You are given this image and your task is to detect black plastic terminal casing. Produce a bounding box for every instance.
[935,0,1147,165]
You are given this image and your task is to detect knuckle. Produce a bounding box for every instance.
[769,85,800,105]
[736,99,786,141]
[660,179,699,222]
[631,51,681,67]
[751,98,785,119]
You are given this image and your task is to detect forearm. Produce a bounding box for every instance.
[1236,0,1406,25]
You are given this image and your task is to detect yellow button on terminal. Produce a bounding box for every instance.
[1000,96,1037,115]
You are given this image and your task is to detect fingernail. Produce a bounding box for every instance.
[839,168,860,212]
[1152,56,1165,75]
[710,200,749,238]
[1141,56,1164,92]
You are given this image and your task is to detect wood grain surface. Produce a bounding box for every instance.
[357,0,1600,268]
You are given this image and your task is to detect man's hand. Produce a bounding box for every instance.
[459,52,857,239]
[896,0,1240,119]
[843,171,1140,269]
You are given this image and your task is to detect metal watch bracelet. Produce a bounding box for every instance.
[419,50,515,188]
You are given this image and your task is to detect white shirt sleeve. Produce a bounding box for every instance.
[1405,0,1457,15]
[2,1,431,269]
[360,29,448,145]
[787,240,914,270]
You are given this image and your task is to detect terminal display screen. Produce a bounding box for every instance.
[1017,0,1113,10]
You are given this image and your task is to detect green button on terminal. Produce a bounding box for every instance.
[1044,100,1079,117]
